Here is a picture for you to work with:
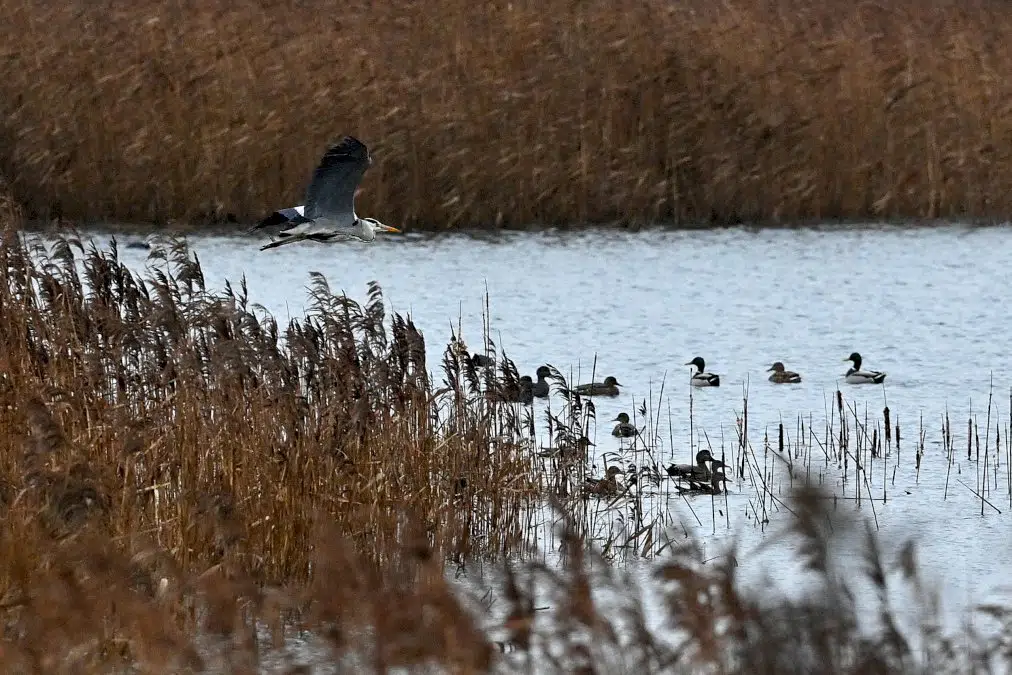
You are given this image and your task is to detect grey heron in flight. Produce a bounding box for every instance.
[253,136,399,250]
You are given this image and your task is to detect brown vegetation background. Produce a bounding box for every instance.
[1,0,1011,228]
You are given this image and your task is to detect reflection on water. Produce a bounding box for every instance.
[51,223,1012,629]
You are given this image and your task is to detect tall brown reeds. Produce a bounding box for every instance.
[0,227,550,588]
[1,465,1002,672]
[2,0,1012,227]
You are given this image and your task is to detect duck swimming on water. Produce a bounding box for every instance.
[574,376,622,397]
[675,469,729,495]
[767,361,802,384]
[583,465,626,497]
[668,450,729,493]
[532,366,551,398]
[666,449,724,481]
[490,376,534,404]
[611,412,639,438]
[843,352,887,385]
[470,353,495,369]
[538,435,594,461]
[685,357,720,387]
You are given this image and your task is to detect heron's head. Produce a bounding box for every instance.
[362,217,401,234]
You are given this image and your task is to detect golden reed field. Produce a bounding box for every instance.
[2,0,1012,228]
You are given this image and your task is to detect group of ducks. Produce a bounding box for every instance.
[581,352,889,499]
[500,352,886,405]
[679,353,887,387]
[583,449,728,497]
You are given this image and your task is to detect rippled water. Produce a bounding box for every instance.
[59,223,1012,636]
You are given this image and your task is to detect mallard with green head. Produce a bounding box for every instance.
[489,376,534,404]
[685,357,720,387]
[843,352,886,385]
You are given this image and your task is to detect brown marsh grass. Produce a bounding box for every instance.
[0,226,554,586]
[2,0,1012,227]
[2,468,1009,672]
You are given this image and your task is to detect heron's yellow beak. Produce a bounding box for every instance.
[383,225,401,233]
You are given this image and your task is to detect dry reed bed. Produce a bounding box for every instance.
[2,481,1007,672]
[0,227,554,587]
[2,0,1012,227]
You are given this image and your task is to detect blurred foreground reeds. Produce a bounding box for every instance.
[3,466,1008,673]
[2,0,1012,228]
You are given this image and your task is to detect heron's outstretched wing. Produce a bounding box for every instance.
[258,230,352,251]
[248,205,307,232]
[260,232,312,250]
[303,136,371,222]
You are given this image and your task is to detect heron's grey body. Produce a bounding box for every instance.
[253,136,398,250]
[255,205,306,230]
